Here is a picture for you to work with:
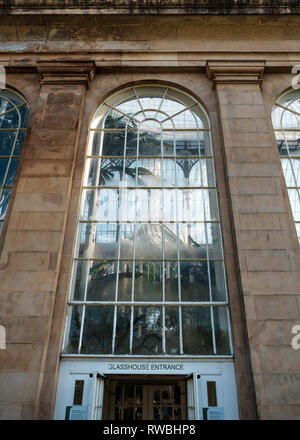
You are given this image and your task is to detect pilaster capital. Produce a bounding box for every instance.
[37,61,96,88]
[206,61,265,87]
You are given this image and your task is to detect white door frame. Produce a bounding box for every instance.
[54,359,239,420]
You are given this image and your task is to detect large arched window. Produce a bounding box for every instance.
[0,89,29,234]
[63,85,232,357]
[272,89,300,242]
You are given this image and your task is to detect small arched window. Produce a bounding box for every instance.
[63,85,232,357]
[272,89,300,242]
[0,89,30,234]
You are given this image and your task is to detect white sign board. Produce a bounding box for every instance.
[69,405,88,420]
[207,407,225,420]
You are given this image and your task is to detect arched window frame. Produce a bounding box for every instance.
[272,89,300,242]
[0,89,30,235]
[63,85,233,358]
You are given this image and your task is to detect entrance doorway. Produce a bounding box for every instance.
[104,377,187,420]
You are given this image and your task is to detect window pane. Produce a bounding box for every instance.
[204,189,219,221]
[201,158,216,186]
[163,223,178,259]
[119,224,134,259]
[178,223,207,259]
[71,260,89,301]
[116,97,140,115]
[89,131,103,156]
[182,307,213,354]
[122,158,137,186]
[180,261,210,302]
[213,307,231,354]
[134,262,163,302]
[135,189,162,222]
[136,159,162,187]
[175,131,200,156]
[64,306,83,353]
[118,261,133,301]
[5,158,19,186]
[101,131,128,156]
[0,158,8,185]
[93,223,119,259]
[105,110,136,131]
[0,188,11,220]
[209,261,227,302]
[165,262,179,301]
[163,189,177,222]
[177,189,206,222]
[76,223,93,259]
[281,109,300,130]
[135,223,162,259]
[18,105,30,128]
[296,223,300,241]
[73,380,84,406]
[115,306,131,354]
[0,131,24,156]
[0,98,14,118]
[99,158,124,187]
[138,126,162,157]
[164,110,199,130]
[81,306,114,354]
[288,189,300,221]
[176,159,199,186]
[162,159,176,187]
[206,223,223,259]
[281,158,300,186]
[160,98,186,116]
[15,131,27,156]
[277,136,288,156]
[132,307,162,354]
[0,106,20,129]
[163,132,175,157]
[82,188,119,221]
[291,159,300,185]
[86,261,117,301]
[207,382,217,407]
[165,307,180,354]
[277,132,300,157]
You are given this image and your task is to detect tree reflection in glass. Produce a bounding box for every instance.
[132,307,162,355]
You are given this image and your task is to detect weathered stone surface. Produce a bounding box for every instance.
[208,62,300,421]
[264,375,300,404]
[0,372,40,402]
[0,62,89,421]
[254,295,300,320]
[0,343,44,372]
[0,0,299,15]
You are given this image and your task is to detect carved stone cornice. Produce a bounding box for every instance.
[206,61,265,87]
[0,1,300,15]
[37,61,95,88]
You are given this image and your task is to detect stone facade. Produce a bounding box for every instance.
[0,5,300,420]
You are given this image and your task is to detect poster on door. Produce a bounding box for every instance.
[203,407,225,420]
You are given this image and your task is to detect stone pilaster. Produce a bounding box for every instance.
[207,61,300,419]
[0,61,95,420]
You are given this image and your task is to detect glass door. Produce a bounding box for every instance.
[114,383,145,420]
[110,381,186,420]
[149,383,185,420]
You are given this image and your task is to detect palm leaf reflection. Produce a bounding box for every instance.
[99,113,159,187]
[99,159,155,186]
[103,111,161,156]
